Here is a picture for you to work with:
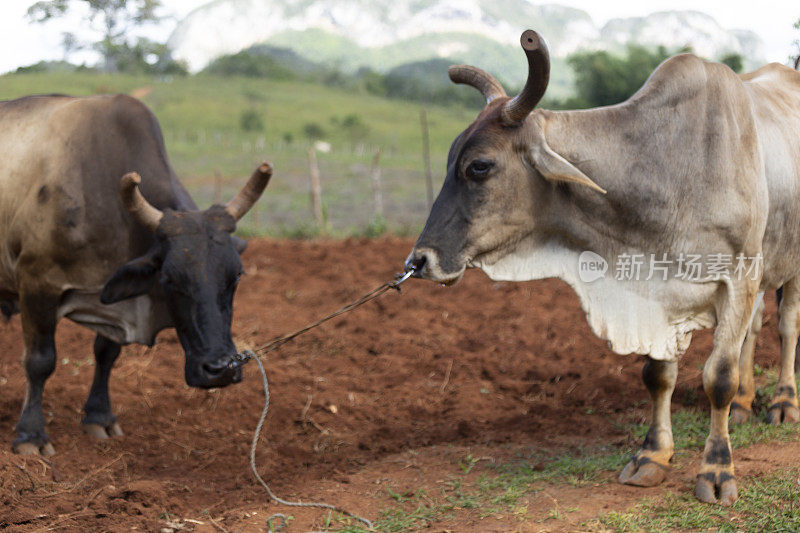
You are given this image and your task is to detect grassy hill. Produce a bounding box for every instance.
[0,71,479,236]
[261,29,575,100]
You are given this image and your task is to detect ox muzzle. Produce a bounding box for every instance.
[186,353,245,389]
[405,247,466,285]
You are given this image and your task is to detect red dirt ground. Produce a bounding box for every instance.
[0,237,790,532]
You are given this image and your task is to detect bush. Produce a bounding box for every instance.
[15,60,80,74]
[719,53,743,73]
[340,113,370,142]
[240,109,264,132]
[380,59,484,108]
[357,68,388,96]
[109,38,188,75]
[204,51,296,80]
[567,45,672,107]
[303,122,326,140]
[363,215,387,238]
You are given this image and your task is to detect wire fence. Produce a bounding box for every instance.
[163,128,443,238]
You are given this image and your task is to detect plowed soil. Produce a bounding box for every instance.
[0,237,790,532]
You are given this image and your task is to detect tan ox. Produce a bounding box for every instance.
[405,30,800,505]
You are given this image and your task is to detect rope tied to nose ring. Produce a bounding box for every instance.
[233,269,415,532]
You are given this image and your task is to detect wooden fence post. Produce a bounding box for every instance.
[213,170,222,205]
[307,147,325,232]
[420,109,433,209]
[371,147,383,219]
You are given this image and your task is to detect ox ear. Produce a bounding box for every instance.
[231,235,248,254]
[529,128,606,194]
[100,252,162,304]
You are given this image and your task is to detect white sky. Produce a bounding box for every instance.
[0,0,797,74]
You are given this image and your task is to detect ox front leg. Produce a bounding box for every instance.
[770,280,800,424]
[13,293,58,456]
[695,289,754,506]
[82,335,124,439]
[619,358,676,487]
[731,295,764,424]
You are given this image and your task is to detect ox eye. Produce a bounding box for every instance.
[466,159,494,180]
[228,272,243,288]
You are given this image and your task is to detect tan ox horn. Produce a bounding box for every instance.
[120,172,163,232]
[502,30,551,126]
[448,65,507,104]
[225,161,274,221]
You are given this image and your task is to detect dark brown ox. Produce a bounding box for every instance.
[0,93,271,455]
[406,30,800,505]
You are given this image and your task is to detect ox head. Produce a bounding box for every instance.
[405,30,605,284]
[100,163,273,388]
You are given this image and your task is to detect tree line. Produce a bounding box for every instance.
[19,2,800,110]
[545,45,744,109]
[25,0,185,74]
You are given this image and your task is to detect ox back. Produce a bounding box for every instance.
[0,93,192,342]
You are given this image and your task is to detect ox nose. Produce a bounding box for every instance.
[404,252,428,277]
[201,357,242,387]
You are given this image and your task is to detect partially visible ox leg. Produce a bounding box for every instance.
[619,358,677,486]
[695,284,756,506]
[730,293,764,424]
[775,286,800,373]
[82,334,124,439]
[769,280,800,424]
[13,292,58,455]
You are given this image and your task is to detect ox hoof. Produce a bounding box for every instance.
[767,402,800,425]
[13,441,56,456]
[695,470,737,506]
[83,422,124,440]
[618,457,669,487]
[729,402,752,424]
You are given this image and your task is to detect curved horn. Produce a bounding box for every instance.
[502,30,551,126]
[120,172,163,232]
[448,65,507,104]
[225,161,273,221]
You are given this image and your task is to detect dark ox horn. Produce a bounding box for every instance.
[120,172,163,232]
[225,161,273,221]
[448,65,507,104]
[502,29,551,126]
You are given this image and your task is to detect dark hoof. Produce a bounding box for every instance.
[83,422,124,439]
[768,402,800,425]
[695,471,737,506]
[729,402,752,424]
[13,441,56,456]
[619,457,669,487]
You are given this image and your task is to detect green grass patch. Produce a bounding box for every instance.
[322,429,800,532]
[325,391,800,532]
[629,408,800,452]
[486,446,632,488]
[627,374,800,452]
[598,468,800,532]
[320,446,634,532]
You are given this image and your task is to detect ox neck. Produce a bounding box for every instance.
[531,106,661,260]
